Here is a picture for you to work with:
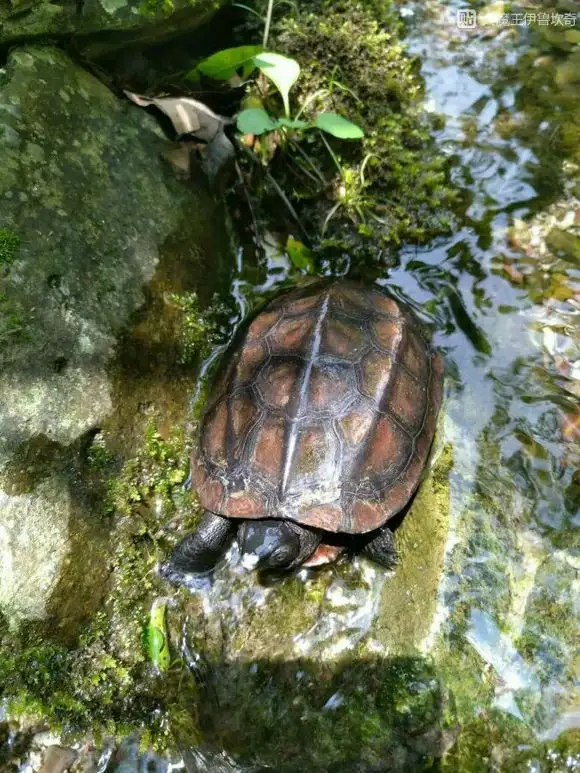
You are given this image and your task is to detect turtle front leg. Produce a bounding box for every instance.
[162,511,236,578]
[358,524,397,569]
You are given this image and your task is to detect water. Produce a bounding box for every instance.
[168,2,579,769]
[4,1,579,770]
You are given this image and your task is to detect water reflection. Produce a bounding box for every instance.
[182,0,580,762]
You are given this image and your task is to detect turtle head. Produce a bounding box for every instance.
[238,519,302,571]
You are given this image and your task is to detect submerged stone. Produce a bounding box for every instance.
[169,445,452,770]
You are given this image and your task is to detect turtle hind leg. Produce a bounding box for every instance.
[358,524,397,569]
[161,511,236,580]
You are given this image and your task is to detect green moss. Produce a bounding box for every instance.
[546,227,580,265]
[0,230,20,266]
[167,291,229,365]
[183,654,445,771]
[0,292,25,345]
[236,0,459,262]
[138,0,175,17]
[0,414,202,744]
[374,443,453,652]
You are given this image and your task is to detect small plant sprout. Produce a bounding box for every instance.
[189,47,364,142]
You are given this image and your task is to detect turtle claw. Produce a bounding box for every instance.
[359,525,397,569]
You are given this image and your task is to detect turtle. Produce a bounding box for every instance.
[163,280,443,578]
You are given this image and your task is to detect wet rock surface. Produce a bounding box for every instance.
[0,45,228,630]
[0,0,579,770]
[0,0,223,58]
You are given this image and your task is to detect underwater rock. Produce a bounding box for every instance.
[0,0,224,58]
[0,46,227,630]
[168,446,452,771]
[38,745,77,773]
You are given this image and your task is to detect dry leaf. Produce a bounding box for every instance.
[503,263,524,284]
[125,91,225,141]
[161,141,200,178]
[560,408,580,442]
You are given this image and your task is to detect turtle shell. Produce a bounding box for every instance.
[191,281,444,534]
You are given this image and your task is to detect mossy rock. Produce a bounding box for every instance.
[546,227,580,266]
[167,445,453,770]
[0,0,224,57]
[0,45,228,635]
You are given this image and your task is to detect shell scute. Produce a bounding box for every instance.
[321,317,367,360]
[284,294,321,315]
[246,310,281,341]
[293,425,336,480]
[256,359,299,411]
[360,415,412,480]
[387,369,427,432]
[358,350,394,404]
[401,328,431,382]
[372,318,404,353]
[230,393,260,458]
[299,503,343,531]
[202,398,229,468]
[252,416,286,480]
[351,500,386,532]
[338,408,375,448]
[306,362,355,415]
[268,315,314,355]
[223,490,267,517]
[235,340,268,385]
[372,293,402,317]
[199,478,225,512]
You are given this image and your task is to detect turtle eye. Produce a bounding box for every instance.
[270,546,293,567]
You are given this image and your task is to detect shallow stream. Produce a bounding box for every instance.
[166,2,580,769]
[4,0,580,770]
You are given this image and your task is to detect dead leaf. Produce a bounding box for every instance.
[503,263,524,283]
[201,130,235,193]
[560,407,580,442]
[161,141,200,179]
[125,91,226,142]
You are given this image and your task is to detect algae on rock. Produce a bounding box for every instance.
[0,44,228,644]
[0,0,224,58]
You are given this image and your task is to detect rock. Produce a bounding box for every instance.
[0,46,228,631]
[546,227,580,266]
[168,446,453,770]
[38,745,77,773]
[0,0,224,58]
[0,474,72,626]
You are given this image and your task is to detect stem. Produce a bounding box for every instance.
[263,0,274,47]
[319,131,344,180]
[288,138,326,185]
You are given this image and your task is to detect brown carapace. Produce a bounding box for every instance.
[190,281,443,539]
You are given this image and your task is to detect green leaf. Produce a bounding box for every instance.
[144,599,170,673]
[253,52,300,117]
[276,117,311,130]
[189,45,263,81]
[237,108,277,135]
[286,236,314,273]
[315,112,364,139]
